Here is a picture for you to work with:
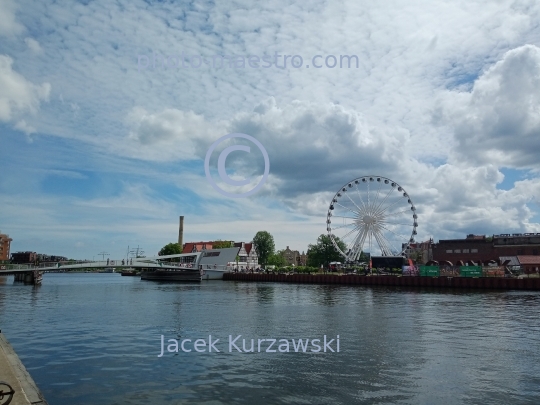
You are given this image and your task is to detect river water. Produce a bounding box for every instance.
[0,274,539,404]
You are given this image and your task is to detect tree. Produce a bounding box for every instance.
[307,234,346,268]
[252,231,275,267]
[359,251,370,263]
[159,243,182,256]
[267,250,286,267]
[213,240,234,249]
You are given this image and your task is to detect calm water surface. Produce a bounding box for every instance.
[0,274,539,404]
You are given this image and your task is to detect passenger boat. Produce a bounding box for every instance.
[140,268,200,281]
[120,268,139,276]
[138,247,240,282]
[99,267,116,273]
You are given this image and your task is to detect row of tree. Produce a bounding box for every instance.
[158,231,358,268]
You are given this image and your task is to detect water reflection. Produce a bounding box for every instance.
[0,275,539,405]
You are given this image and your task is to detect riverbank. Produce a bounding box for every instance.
[0,332,48,405]
[224,273,540,290]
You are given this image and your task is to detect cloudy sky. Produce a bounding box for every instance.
[1,0,540,260]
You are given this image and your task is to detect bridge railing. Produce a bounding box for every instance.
[0,264,36,270]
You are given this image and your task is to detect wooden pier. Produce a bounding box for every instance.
[0,332,48,405]
[224,273,540,290]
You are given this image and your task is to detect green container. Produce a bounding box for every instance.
[419,266,439,277]
[460,266,482,277]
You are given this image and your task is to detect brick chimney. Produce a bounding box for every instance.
[178,216,184,247]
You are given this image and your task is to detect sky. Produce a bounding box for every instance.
[1,0,540,260]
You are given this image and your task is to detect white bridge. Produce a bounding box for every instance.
[0,247,240,284]
[1,255,193,273]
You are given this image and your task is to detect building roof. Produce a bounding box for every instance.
[181,241,214,254]
[517,256,540,265]
[234,242,255,255]
[435,238,489,244]
[499,256,520,266]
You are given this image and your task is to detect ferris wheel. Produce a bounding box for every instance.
[326,176,417,262]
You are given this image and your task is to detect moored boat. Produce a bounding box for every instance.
[138,247,240,282]
[120,268,139,276]
[140,267,201,281]
[99,267,116,273]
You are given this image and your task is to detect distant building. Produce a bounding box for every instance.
[282,246,307,266]
[432,233,540,265]
[36,254,68,263]
[0,231,12,261]
[403,239,433,264]
[517,255,540,274]
[181,241,215,254]
[11,251,38,264]
[11,251,68,264]
[234,242,258,267]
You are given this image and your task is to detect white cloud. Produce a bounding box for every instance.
[24,37,41,53]
[0,55,50,128]
[0,0,24,37]
[3,0,540,258]
[437,45,540,168]
[14,119,36,134]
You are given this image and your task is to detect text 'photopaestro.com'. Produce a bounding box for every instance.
[137,52,360,71]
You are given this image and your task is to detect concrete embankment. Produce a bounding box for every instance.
[0,332,48,405]
[224,273,540,290]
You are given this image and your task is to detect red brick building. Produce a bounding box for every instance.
[517,255,540,274]
[0,231,12,261]
[181,241,215,254]
[432,233,540,265]
[10,251,38,264]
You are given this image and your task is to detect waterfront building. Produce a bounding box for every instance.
[36,254,69,264]
[0,231,12,261]
[432,233,540,264]
[403,239,433,264]
[182,241,215,253]
[282,246,307,266]
[234,242,258,267]
[517,255,540,274]
[11,251,38,264]
[10,251,68,264]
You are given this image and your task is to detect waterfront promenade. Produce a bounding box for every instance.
[0,332,48,405]
[224,272,540,290]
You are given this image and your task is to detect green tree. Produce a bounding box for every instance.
[159,243,182,256]
[359,251,370,263]
[267,249,286,267]
[213,240,234,249]
[307,234,346,268]
[252,231,275,267]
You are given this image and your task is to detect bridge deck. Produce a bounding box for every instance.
[0,262,204,274]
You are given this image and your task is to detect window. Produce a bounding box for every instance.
[463,249,469,253]
[471,249,478,253]
[454,249,461,253]
[534,249,539,255]
[446,250,452,253]
[517,249,524,255]
[203,251,220,257]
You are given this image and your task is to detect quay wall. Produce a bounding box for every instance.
[0,332,48,404]
[223,273,540,290]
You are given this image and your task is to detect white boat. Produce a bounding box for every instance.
[100,267,116,273]
[138,247,240,281]
[197,248,242,280]
[199,264,232,280]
